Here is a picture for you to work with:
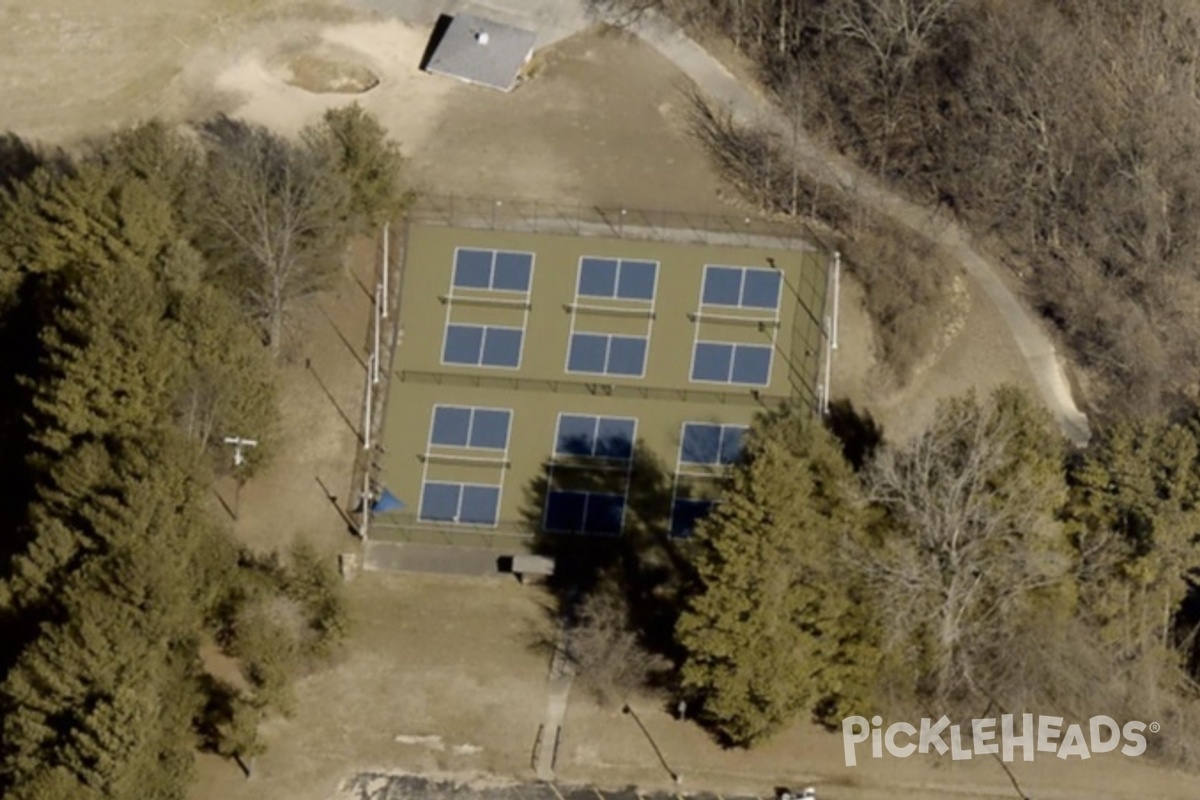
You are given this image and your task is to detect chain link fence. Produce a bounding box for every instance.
[409,193,823,252]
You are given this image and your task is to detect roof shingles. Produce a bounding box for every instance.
[425,14,537,92]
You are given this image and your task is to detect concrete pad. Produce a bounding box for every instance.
[364,541,512,575]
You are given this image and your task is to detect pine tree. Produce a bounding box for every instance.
[0,137,280,799]
[172,287,278,461]
[0,161,177,280]
[1065,417,1200,659]
[675,404,874,746]
[96,120,205,235]
[1,433,213,800]
[27,260,180,457]
[303,103,410,231]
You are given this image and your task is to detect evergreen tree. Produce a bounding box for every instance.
[96,120,205,236]
[0,161,177,280]
[0,131,285,798]
[172,287,278,462]
[1,434,213,800]
[1064,417,1200,660]
[675,404,874,746]
[304,103,411,231]
[26,259,180,457]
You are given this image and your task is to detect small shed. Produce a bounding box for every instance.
[423,14,537,92]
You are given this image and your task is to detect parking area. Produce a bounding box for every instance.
[341,774,774,800]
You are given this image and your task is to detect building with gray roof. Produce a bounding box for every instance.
[423,14,537,92]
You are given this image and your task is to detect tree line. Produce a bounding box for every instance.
[568,388,1200,763]
[0,105,405,799]
[602,0,1200,416]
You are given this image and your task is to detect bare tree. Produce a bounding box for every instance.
[567,586,667,706]
[199,118,350,356]
[816,0,960,169]
[826,0,959,73]
[851,387,1070,706]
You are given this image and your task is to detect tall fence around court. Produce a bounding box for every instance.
[353,219,409,542]
[358,197,839,543]
[409,194,823,252]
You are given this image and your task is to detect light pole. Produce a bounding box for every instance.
[222,436,258,519]
[223,436,258,468]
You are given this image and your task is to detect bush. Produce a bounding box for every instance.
[567,585,667,706]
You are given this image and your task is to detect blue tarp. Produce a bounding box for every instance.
[371,489,405,514]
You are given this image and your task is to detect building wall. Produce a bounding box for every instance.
[378,223,827,540]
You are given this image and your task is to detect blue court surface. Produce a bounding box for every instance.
[453,248,534,292]
[670,497,716,538]
[554,414,635,459]
[567,332,648,376]
[577,256,658,301]
[701,265,782,310]
[543,413,635,535]
[443,324,524,368]
[418,482,501,525]
[430,406,512,450]
[690,342,771,385]
[679,422,745,466]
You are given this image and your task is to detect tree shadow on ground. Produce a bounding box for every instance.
[521,440,696,664]
[0,131,69,196]
[824,398,883,470]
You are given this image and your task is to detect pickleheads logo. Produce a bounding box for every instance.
[841,714,1157,766]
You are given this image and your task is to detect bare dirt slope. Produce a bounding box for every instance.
[621,9,1091,446]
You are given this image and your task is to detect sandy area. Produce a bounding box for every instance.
[197,18,456,152]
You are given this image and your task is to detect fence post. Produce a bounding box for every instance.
[381,222,389,319]
[832,251,841,351]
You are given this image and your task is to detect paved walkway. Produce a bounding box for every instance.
[533,623,577,780]
[363,541,510,575]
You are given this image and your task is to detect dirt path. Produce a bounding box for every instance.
[620,9,1092,446]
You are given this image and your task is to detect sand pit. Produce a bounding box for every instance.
[271,47,380,94]
[206,19,458,149]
